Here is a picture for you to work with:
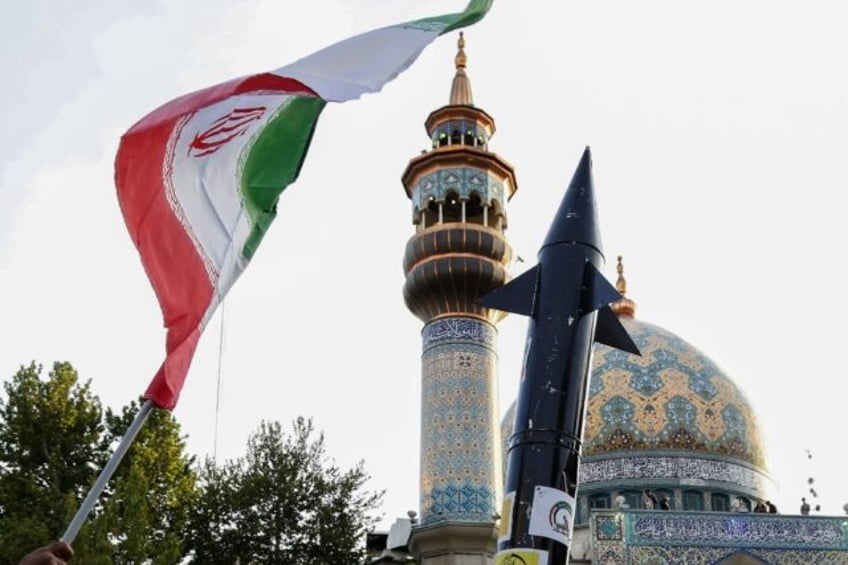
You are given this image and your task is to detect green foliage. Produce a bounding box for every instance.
[0,363,199,564]
[89,402,200,564]
[188,417,383,564]
[0,364,381,565]
[0,362,106,564]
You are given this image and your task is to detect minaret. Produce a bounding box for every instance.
[402,33,518,563]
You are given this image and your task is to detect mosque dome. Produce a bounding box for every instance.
[583,316,765,467]
[501,258,771,515]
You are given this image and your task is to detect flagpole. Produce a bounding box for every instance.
[60,399,155,545]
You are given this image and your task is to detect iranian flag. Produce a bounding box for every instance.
[117,0,492,409]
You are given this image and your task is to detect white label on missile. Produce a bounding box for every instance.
[529,485,575,547]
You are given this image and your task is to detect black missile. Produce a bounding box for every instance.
[482,147,639,565]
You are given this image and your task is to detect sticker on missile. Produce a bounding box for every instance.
[494,548,548,565]
[498,491,516,542]
[528,485,575,546]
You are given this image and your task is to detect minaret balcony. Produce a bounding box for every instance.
[403,222,513,324]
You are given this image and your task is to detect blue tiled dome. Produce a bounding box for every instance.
[583,317,765,468]
[501,317,766,471]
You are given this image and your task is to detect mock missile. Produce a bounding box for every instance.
[483,147,639,565]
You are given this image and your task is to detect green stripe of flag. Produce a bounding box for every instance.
[240,95,327,260]
[403,0,493,34]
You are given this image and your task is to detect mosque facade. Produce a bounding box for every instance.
[366,35,848,565]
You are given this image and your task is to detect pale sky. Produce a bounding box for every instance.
[2,0,847,531]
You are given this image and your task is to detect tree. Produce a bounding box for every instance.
[0,363,199,564]
[188,418,383,564]
[0,362,107,564]
[89,401,200,564]
[184,457,248,563]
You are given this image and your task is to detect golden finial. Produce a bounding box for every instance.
[449,32,473,105]
[611,255,637,318]
[455,32,467,69]
[616,255,627,295]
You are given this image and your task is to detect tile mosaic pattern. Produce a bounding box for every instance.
[411,166,506,212]
[585,318,766,468]
[591,510,848,564]
[596,514,624,540]
[597,548,625,565]
[420,317,502,525]
[423,317,497,351]
[628,513,847,549]
[629,546,848,564]
[580,455,768,492]
[500,317,770,503]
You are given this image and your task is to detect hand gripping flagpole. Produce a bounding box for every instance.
[60,399,155,545]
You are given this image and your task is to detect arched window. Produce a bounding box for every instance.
[711,493,730,512]
[589,493,611,510]
[450,129,461,145]
[465,193,483,225]
[683,490,704,511]
[619,490,642,510]
[421,196,439,226]
[443,192,461,222]
[464,130,475,146]
[655,490,674,510]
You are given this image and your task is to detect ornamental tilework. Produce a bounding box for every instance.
[502,318,767,476]
[628,513,847,549]
[596,514,624,540]
[420,317,501,524]
[411,167,506,211]
[597,548,626,565]
[585,318,766,468]
[423,317,497,351]
[591,511,848,564]
[628,547,848,565]
[580,455,768,492]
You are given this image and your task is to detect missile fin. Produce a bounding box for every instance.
[595,305,641,355]
[477,264,539,317]
[581,262,622,315]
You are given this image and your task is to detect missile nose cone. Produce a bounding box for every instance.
[541,146,603,255]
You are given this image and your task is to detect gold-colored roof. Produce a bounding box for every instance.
[449,32,473,106]
[610,255,637,318]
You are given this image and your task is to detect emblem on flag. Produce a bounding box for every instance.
[189,106,268,157]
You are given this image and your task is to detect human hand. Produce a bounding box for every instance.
[18,541,73,565]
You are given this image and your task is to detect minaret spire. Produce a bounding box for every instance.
[616,255,627,295]
[449,32,474,106]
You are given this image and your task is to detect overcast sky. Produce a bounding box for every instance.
[2,0,847,529]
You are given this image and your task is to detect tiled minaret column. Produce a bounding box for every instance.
[402,34,518,565]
